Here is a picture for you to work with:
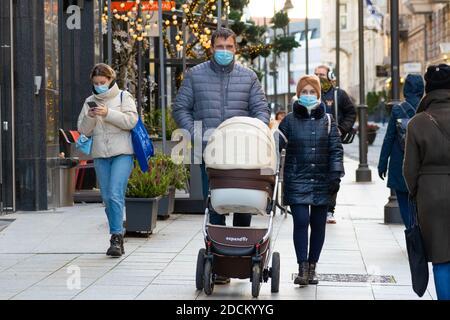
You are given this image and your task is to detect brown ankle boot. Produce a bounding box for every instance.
[308,262,319,284]
[294,262,309,286]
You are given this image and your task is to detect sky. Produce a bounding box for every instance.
[246,0,322,19]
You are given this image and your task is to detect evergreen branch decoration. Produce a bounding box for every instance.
[272,35,300,56]
[271,10,289,30]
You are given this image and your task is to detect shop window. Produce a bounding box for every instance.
[340,3,348,31]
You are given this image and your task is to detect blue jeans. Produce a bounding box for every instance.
[94,154,134,235]
[433,262,450,300]
[290,204,328,263]
[395,190,413,228]
[200,164,252,226]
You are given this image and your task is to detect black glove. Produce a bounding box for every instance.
[328,178,341,195]
[378,168,387,180]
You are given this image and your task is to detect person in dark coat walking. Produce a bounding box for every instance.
[278,75,344,286]
[403,64,450,300]
[315,65,356,223]
[378,74,424,228]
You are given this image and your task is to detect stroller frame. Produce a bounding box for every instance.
[195,150,286,298]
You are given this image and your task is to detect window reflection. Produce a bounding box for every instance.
[44,0,60,208]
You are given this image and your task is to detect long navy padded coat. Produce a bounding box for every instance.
[278,101,344,206]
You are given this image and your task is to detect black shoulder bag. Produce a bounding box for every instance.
[404,196,428,297]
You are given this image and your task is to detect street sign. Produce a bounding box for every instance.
[402,62,422,75]
[111,1,175,12]
[440,42,450,54]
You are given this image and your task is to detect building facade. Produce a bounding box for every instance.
[321,0,389,102]
[0,0,101,212]
[400,1,450,75]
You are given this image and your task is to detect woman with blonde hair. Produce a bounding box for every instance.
[78,63,138,257]
[278,75,344,286]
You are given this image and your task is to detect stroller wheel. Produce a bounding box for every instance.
[203,259,214,295]
[251,264,261,298]
[271,252,280,293]
[195,248,206,290]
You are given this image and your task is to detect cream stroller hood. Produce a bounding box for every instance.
[204,117,277,174]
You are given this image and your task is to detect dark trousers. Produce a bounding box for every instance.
[395,190,413,228]
[291,204,328,264]
[200,164,252,227]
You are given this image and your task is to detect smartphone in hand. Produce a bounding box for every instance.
[87,101,98,110]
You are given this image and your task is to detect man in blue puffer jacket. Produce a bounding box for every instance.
[172,28,269,219]
[173,28,270,284]
[378,74,424,227]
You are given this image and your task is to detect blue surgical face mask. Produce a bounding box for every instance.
[94,84,109,94]
[298,95,319,109]
[214,50,234,66]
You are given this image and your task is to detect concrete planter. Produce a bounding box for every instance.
[367,130,377,145]
[358,130,378,145]
[125,196,161,235]
[158,187,175,220]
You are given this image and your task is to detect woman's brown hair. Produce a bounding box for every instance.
[90,63,116,80]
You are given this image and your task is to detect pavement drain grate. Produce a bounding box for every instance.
[292,273,396,283]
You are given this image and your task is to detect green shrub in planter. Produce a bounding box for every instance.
[169,158,190,191]
[126,155,171,199]
[125,156,171,234]
[153,154,190,219]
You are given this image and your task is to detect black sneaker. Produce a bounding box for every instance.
[106,234,123,257]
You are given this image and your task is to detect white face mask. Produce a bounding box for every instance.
[305,103,319,113]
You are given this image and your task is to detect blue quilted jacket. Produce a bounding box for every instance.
[378,74,424,192]
[278,102,344,206]
[172,59,270,145]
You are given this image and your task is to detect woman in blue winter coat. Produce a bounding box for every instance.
[378,74,424,228]
[278,75,344,286]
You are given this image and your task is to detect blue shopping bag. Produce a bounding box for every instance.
[75,134,93,155]
[131,117,154,172]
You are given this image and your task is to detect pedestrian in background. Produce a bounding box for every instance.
[269,110,287,130]
[278,75,344,286]
[78,63,138,257]
[378,74,424,228]
[315,65,356,224]
[403,64,450,300]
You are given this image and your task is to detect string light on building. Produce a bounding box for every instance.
[102,0,177,41]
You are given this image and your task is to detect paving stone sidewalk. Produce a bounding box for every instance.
[0,157,437,300]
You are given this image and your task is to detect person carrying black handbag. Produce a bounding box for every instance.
[403,64,450,300]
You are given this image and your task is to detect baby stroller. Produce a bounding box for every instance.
[195,117,282,298]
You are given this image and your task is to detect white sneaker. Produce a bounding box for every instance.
[326,212,336,224]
